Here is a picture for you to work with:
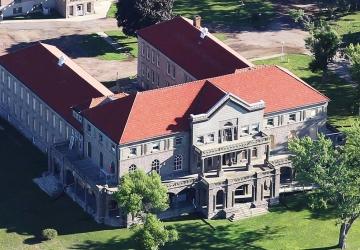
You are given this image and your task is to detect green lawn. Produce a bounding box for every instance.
[80,33,136,61]
[1,117,360,249]
[104,30,138,58]
[254,54,358,129]
[174,0,276,30]
[331,11,360,45]
[107,2,117,18]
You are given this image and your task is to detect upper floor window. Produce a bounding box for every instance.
[166,62,171,75]
[289,113,296,122]
[99,133,103,143]
[87,142,92,158]
[32,98,36,111]
[152,142,160,151]
[267,118,274,127]
[252,147,258,158]
[241,126,249,135]
[171,65,176,79]
[151,159,160,174]
[20,87,24,99]
[151,50,155,63]
[146,46,150,60]
[174,155,183,171]
[26,92,30,105]
[130,147,137,156]
[52,114,56,128]
[308,109,317,118]
[196,136,204,144]
[156,55,160,67]
[110,162,116,174]
[141,43,145,56]
[87,124,91,133]
[250,123,259,134]
[111,144,116,153]
[175,136,183,146]
[129,164,137,172]
[208,133,215,143]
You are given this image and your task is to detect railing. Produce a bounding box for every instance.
[194,132,270,158]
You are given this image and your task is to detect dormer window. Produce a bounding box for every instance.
[152,142,160,151]
[251,123,259,134]
[130,147,137,156]
[175,136,183,146]
[241,126,249,135]
[267,118,274,127]
[289,114,296,122]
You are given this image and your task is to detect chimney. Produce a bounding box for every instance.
[58,55,65,67]
[193,15,201,29]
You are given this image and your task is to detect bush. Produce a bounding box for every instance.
[41,228,58,241]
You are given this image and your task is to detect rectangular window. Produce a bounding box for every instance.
[13,81,17,94]
[208,133,214,143]
[196,136,204,144]
[289,113,296,122]
[167,62,171,75]
[151,50,155,63]
[156,54,160,67]
[171,65,176,78]
[26,92,30,105]
[146,46,150,60]
[147,68,150,80]
[151,70,155,83]
[141,43,145,55]
[7,76,11,89]
[267,118,274,127]
[252,148,258,158]
[99,133,103,142]
[175,136,183,146]
[152,142,160,151]
[251,123,259,134]
[241,126,249,135]
[32,98,36,111]
[87,124,91,133]
[40,103,43,117]
[59,120,63,134]
[20,87,24,99]
[87,2,91,12]
[130,147,137,156]
[308,109,317,118]
[52,114,56,128]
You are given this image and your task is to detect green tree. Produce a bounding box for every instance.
[345,43,360,114]
[134,213,179,250]
[113,170,169,217]
[289,123,360,249]
[116,0,174,36]
[305,22,341,71]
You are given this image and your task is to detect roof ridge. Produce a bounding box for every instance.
[275,65,330,101]
[119,93,139,143]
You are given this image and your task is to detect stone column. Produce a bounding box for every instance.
[255,174,262,204]
[199,158,205,177]
[246,148,252,171]
[217,154,224,177]
[265,145,270,164]
[273,169,281,198]
[206,189,213,218]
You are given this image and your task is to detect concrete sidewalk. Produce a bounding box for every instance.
[0,0,112,24]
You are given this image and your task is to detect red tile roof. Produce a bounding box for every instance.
[0,43,113,131]
[83,66,329,144]
[137,16,253,80]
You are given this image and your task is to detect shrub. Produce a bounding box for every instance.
[41,228,58,241]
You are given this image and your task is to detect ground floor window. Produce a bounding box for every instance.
[69,6,74,15]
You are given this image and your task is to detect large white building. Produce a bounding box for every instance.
[0,17,342,227]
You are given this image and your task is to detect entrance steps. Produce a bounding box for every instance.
[228,203,268,222]
[33,173,63,198]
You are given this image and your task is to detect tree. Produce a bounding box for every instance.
[289,123,360,249]
[305,22,341,71]
[345,43,360,114]
[113,170,169,218]
[133,213,179,250]
[116,0,174,36]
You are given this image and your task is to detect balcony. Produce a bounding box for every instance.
[194,132,269,158]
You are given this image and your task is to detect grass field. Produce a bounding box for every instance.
[254,54,358,129]
[331,11,360,45]
[107,3,117,18]
[174,0,275,30]
[1,117,360,250]
[80,32,137,61]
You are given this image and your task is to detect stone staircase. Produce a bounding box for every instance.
[228,203,268,222]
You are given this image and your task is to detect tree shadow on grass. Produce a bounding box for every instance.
[0,118,112,246]
[5,33,135,61]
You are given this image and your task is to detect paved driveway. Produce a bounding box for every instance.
[0,18,137,82]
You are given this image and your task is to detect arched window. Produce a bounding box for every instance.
[87,142,92,158]
[129,164,137,172]
[174,155,183,171]
[99,152,103,168]
[110,162,116,174]
[151,159,160,174]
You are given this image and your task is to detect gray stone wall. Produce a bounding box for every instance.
[0,65,83,154]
